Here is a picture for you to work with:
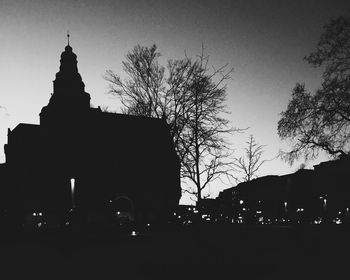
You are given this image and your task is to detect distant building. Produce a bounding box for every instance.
[313,154,350,221]
[3,41,181,226]
[197,198,221,222]
[173,205,197,225]
[173,199,222,225]
[0,164,10,221]
[217,157,350,224]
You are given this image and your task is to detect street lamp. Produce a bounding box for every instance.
[70,178,75,208]
[284,202,288,215]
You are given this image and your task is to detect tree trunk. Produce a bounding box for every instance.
[194,90,202,217]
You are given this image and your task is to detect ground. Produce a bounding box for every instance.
[0,224,348,280]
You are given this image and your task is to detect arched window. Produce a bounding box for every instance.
[111,196,135,223]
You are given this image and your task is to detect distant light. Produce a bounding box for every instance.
[173,212,177,216]
[33,213,36,216]
[242,208,246,211]
[193,209,198,213]
[117,211,120,215]
[70,178,75,208]
[109,200,112,203]
[256,211,262,214]
[38,222,42,227]
[131,231,137,236]
[284,202,287,207]
[178,215,181,219]
[147,223,150,227]
[65,222,70,226]
[38,212,42,216]
[239,200,244,205]
[70,178,75,193]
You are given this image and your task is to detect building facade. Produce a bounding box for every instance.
[3,42,181,227]
[217,157,350,225]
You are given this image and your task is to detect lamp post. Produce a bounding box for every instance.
[70,178,75,208]
[321,195,327,223]
[284,202,288,216]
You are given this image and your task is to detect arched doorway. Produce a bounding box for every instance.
[111,195,135,225]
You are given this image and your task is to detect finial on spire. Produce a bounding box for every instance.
[67,31,70,46]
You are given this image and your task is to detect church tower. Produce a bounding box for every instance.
[40,34,91,126]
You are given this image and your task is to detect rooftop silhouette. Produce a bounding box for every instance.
[2,40,181,229]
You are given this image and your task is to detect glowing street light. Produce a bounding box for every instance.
[70,178,75,208]
[284,202,288,215]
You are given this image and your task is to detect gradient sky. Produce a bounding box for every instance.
[0,0,348,204]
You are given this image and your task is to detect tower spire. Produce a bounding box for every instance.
[67,31,70,46]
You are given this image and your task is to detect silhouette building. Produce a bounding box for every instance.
[217,156,350,225]
[3,41,181,226]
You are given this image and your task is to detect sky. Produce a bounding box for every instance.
[0,0,348,204]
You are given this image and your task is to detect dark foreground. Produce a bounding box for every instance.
[0,224,348,280]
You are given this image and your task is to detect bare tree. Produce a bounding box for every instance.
[178,51,238,205]
[105,45,194,152]
[105,45,240,203]
[278,11,350,164]
[233,135,266,182]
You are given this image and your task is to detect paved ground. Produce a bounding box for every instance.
[0,224,348,279]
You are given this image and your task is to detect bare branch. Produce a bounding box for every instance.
[278,11,350,163]
[105,44,240,204]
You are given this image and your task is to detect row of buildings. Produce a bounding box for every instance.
[175,155,350,225]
